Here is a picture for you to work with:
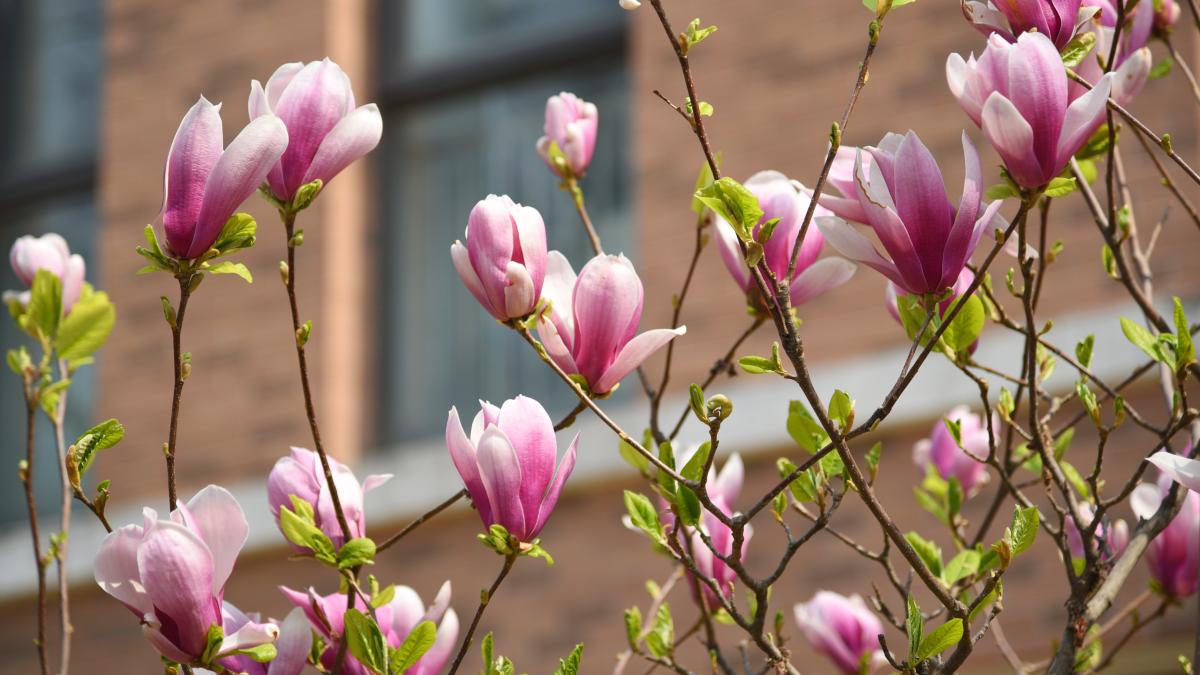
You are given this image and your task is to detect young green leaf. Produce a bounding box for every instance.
[553,643,585,675]
[344,609,388,675]
[56,285,116,363]
[915,618,964,661]
[391,620,436,672]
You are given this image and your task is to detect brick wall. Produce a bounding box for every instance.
[1,0,1198,673]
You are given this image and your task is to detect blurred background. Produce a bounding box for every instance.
[0,0,1197,672]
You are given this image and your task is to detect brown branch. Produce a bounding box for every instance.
[376,489,468,553]
[165,274,193,511]
[446,553,517,675]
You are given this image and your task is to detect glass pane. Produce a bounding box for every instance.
[378,60,631,443]
[386,0,620,72]
[0,193,97,526]
[0,0,103,182]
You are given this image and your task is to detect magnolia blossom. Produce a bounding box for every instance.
[961,0,1097,49]
[689,497,753,610]
[657,449,744,532]
[1065,502,1129,561]
[794,591,885,675]
[94,486,278,667]
[6,233,86,313]
[1072,0,1153,106]
[1154,0,1181,31]
[536,92,598,179]
[816,131,1001,296]
[947,32,1114,189]
[282,582,458,675]
[208,607,312,675]
[713,171,855,305]
[537,252,686,395]
[446,396,578,542]
[452,195,548,322]
[1147,451,1200,493]
[157,97,288,260]
[913,406,991,497]
[250,58,382,203]
[1132,474,1200,597]
[267,446,392,550]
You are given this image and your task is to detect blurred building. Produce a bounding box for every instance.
[0,0,1197,673]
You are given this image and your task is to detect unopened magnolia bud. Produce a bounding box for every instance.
[187,272,203,293]
[707,394,733,421]
[65,446,81,492]
[279,261,290,285]
[161,296,177,328]
[180,361,192,381]
[18,459,29,483]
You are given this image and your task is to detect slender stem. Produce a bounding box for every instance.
[165,275,192,511]
[446,554,517,675]
[281,212,353,541]
[650,216,706,442]
[1162,34,1200,106]
[53,359,72,674]
[376,489,468,553]
[566,177,603,255]
[22,384,50,675]
[554,401,588,432]
[667,316,765,440]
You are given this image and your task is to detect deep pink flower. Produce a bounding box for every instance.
[1065,502,1129,561]
[948,32,1114,189]
[1132,473,1200,597]
[794,591,885,675]
[446,396,578,542]
[250,59,382,203]
[536,92,598,179]
[206,607,312,675]
[537,252,686,395]
[282,582,458,675]
[1072,0,1153,106]
[962,0,1097,49]
[817,131,1001,296]
[6,233,86,313]
[267,447,392,550]
[713,171,855,305]
[913,406,991,497]
[157,98,288,260]
[451,195,548,322]
[688,497,753,611]
[93,486,279,666]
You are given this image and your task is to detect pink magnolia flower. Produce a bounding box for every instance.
[1154,0,1181,31]
[961,0,1097,49]
[282,581,458,675]
[658,449,744,532]
[446,396,578,542]
[816,131,1002,296]
[794,591,885,675]
[1132,473,1200,597]
[536,92,598,179]
[713,171,856,305]
[209,607,312,675]
[1065,502,1129,561]
[913,406,991,497]
[267,447,392,550]
[885,269,975,324]
[688,497,753,611]
[451,195,548,322]
[250,58,383,203]
[6,233,86,313]
[947,32,1114,189]
[1147,451,1200,493]
[1073,0,1153,106]
[537,252,686,395]
[157,97,288,260]
[93,486,278,666]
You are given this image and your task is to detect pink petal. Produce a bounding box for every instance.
[594,326,686,395]
[137,521,219,658]
[181,485,248,595]
[572,253,645,387]
[890,132,954,289]
[816,216,909,291]
[942,132,984,287]
[981,93,1044,189]
[475,427,527,539]
[1055,73,1113,171]
[451,240,497,320]
[161,97,223,258]
[363,473,393,493]
[539,250,578,340]
[512,203,548,292]
[445,408,492,524]
[466,196,519,315]
[94,522,151,617]
[1148,453,1200,494]
[789,257,856,306]
[533,434,578,536]
[497,396,558,527]
[190,114,288,258]
[273,59,356,198]
[713,217,752,293]
[268,608,313,675]
[412,607,458,675]
[711,452,744,506]
[503,260,537,318]
[302,103,383,187]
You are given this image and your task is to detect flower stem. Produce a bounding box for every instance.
[22,380,50,675]
[446,553,517,675]
[165,274,193,511]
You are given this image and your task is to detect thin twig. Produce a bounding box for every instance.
[446,554,517,675]
[165,274,193,511]
[376,490,468,553]
[21,381,50,675]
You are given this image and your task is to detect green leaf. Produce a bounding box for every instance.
[211,212,257,254]
[1075,334,1095,369]
[646,603,674,658]
[337,537,377,570]
[688,384,706,423]
[1009,505,1040,556]
[905,595,923,658]
[624,491,667,547]
[1043,176,1077,198]
[39,378,71,417]
[777,458,819,503]
[943,550,981,585]
[231,643,277,663]
[866,442,883,479]
[940,294,985,353]
[618,432,652,475]
[1120,317,1166,363]
[26,269,63,339]
[7,345,31,375]
[984,182,1019,201]
[691,155,720,216]
[1076,126,1114,160]
[278,499,336,562]
[738,355,778,375]
[1149,56,1173,80]
[679,441,711,482]
[787,400,830,454]
[1174,297,1195,371]
[73,419,125,474]
[1060,32,1096,67]
[828,389,854,434]
[694,177,763,241]
[553,643,585,675]
[863,0,916,13]
[56,285,116,363]
[969,579,1002,622]
[344,609,388,675]
[624,607,643,649]
[291,179,324,212]
[905,531,943,578]
[391,620,436,672]
[916,619,964,661]
[206,261,253,283]
[683,18,717,52]
[482,632,496,674]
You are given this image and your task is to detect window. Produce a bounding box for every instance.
[0,0,102,525]
[377,0,632,443]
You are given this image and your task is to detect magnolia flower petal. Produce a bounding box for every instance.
[981,93,1044,189]
[497,395,558,526]
[1055,73,1113,171]
[137,521,218,658]
[476,427,527,539]
[815,216,909,291]
[451,241,497,319]
[302,103,383,187]
[1131,481,1163,520]
[943,132,984,286]
[446,407,492,524]
[94,523,151,617]
[594,326,686,395]
[363,474,393,493]
[572,254,645,386]
[713,217,752,293]
[182,485,248,595]
[267,608,314,675]
[788,257,856,306]
[711,453,744,506]
[534,434,579,536]
[1148,452,1200,494]
[161,97,224,257]
[503,260,536,318]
